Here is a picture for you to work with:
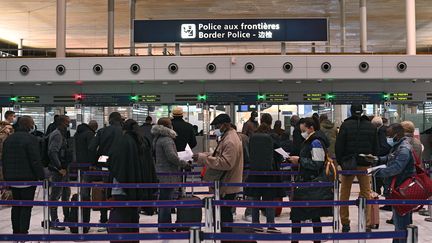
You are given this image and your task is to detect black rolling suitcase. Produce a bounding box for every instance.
[68,194,91,233]
[175,169,202,231]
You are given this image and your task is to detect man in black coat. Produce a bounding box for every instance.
[2,116,45,234]
[335,104,378,232]
[291,116,305,156]
[171,107,197,151]
[140,116,154,145]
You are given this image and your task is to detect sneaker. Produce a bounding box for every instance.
[386,219,394,225]
[97,227,107,232]
[342,224,350,233]
[266,227,281,234]
[253,227,265,233]
[49,219,66,231]
[242,214,252,222]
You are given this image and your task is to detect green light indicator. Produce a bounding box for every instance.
[325,93,335,100]
[257,94,266,101]
[382,93,390,101]
[197,94,207,101]
[130,95,139,102]
[10,96,18,102]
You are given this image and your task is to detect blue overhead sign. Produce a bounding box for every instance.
[134,19,328,43]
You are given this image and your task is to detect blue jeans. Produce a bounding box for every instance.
[252,196,275,224]
[158,188,174,225]
[392,208,412,243]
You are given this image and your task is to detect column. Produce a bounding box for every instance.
[130,0,136,55]
[56,0,66,58]
[340,0,346,52]
[108,0,115,56]
[18,38,23,57]
[360,0,367,53]
[406,0,416,55]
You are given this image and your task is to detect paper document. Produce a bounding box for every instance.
[178,143,193,161]
[98,155,109,163]
[367,164,387,174]
[275,148,290,159]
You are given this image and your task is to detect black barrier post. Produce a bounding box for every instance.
[189,226,201,243]
[77,169,83,234]
[333,179,340,243]
[407,225,418,243]
[358,197,367,243]
[42,179,50,236]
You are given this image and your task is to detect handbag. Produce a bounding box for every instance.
[390,150,432,216]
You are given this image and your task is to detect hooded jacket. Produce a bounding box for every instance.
[335,115,378,166]
[151,125,189,183]
[320,119,337,158]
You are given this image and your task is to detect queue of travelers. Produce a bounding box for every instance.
[0,105,429,243]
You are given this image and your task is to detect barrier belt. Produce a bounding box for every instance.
[52,221,204,228]
[0,199,203,208]
[223,222,334,228]
[213,200,356,208]
[221,182,333,188]
[203,231,407,241]
[50,181,213,188]
[367,199,432,205]
[0,233,189,241]
[0,181,42,187]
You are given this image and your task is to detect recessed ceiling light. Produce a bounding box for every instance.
[295,81,302,84]
[425,80,431,84]
[35,83,41,86]
[162,81,168,85]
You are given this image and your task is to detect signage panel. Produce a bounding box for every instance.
[134,19,328,43]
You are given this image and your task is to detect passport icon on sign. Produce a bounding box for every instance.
[181,24,196,39]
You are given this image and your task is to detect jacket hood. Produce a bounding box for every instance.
[151,125,177,138]
[310,130,330,148]
[345,115,370,122]
[76,123,93,134]
[321,119,334,129]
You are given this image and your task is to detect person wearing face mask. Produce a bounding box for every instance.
[335,104,378,233]
[242,111,259,137]
[151,117,192,232]
[48,115,73,230]
[368,123,415,243]
[193,114,243,234]
[288,117,333,242]
[2,116,45,234]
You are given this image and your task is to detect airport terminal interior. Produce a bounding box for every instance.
[1,0,432,242]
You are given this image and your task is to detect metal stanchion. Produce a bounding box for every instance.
[189,226,201,243]
[333,179,340,243]
[357,197,367,243]
[42,179,50,236]
[214,181,221,243]
[204,197,214,243]
[425,202,432,221]
[407,225,418,243]
[77,169,83,234]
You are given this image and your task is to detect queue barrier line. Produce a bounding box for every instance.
[0,181,43,187]
[221,182,333,188]
[52,221,204,228]
[223,222,334,228]
[367,199,432,205]
[0,233,190,241]
[50,181,213,188]
[213,199,357,208]
[0,199,203,208]
[203,231,407,241]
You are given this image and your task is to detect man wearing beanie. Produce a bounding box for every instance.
[336,104,378,233]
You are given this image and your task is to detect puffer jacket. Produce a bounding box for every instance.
[151,125,188,183]
[375,137,415,192]
[320,119,337,158]
[335,115,378,166]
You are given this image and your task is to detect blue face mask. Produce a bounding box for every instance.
[214,129,224,137]
[386,137,396,147]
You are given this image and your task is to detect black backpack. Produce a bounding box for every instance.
[40,135,50,167]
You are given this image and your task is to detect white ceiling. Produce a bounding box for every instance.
[0,0,431,54]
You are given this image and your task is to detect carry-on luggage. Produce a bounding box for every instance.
[369,175,380,229]
[68,194,91,233]
[91,181,106,211]
[176,168,202,231]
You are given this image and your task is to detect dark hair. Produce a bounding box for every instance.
[109,112,122,124]
[57,115,69,128]
[319,114,328,123]
[230,124,237,130]
[157,117,172,128]
[303,117,319,131]
[17,115,33,131]
[298,118,306,125]
[388,123,405,138]
[312,115,320,131]
[145,116,152,122]
[124,119,146,156]
[274,120,282,128]
[260,113,273,126]
[256,123,272,133]
[4,110,15,120]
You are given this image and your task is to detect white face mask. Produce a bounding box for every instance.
[29,126,36,133]
[301,131,309,139]
[214,129,223,137]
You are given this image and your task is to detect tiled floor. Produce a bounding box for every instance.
[0,185,430,242]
